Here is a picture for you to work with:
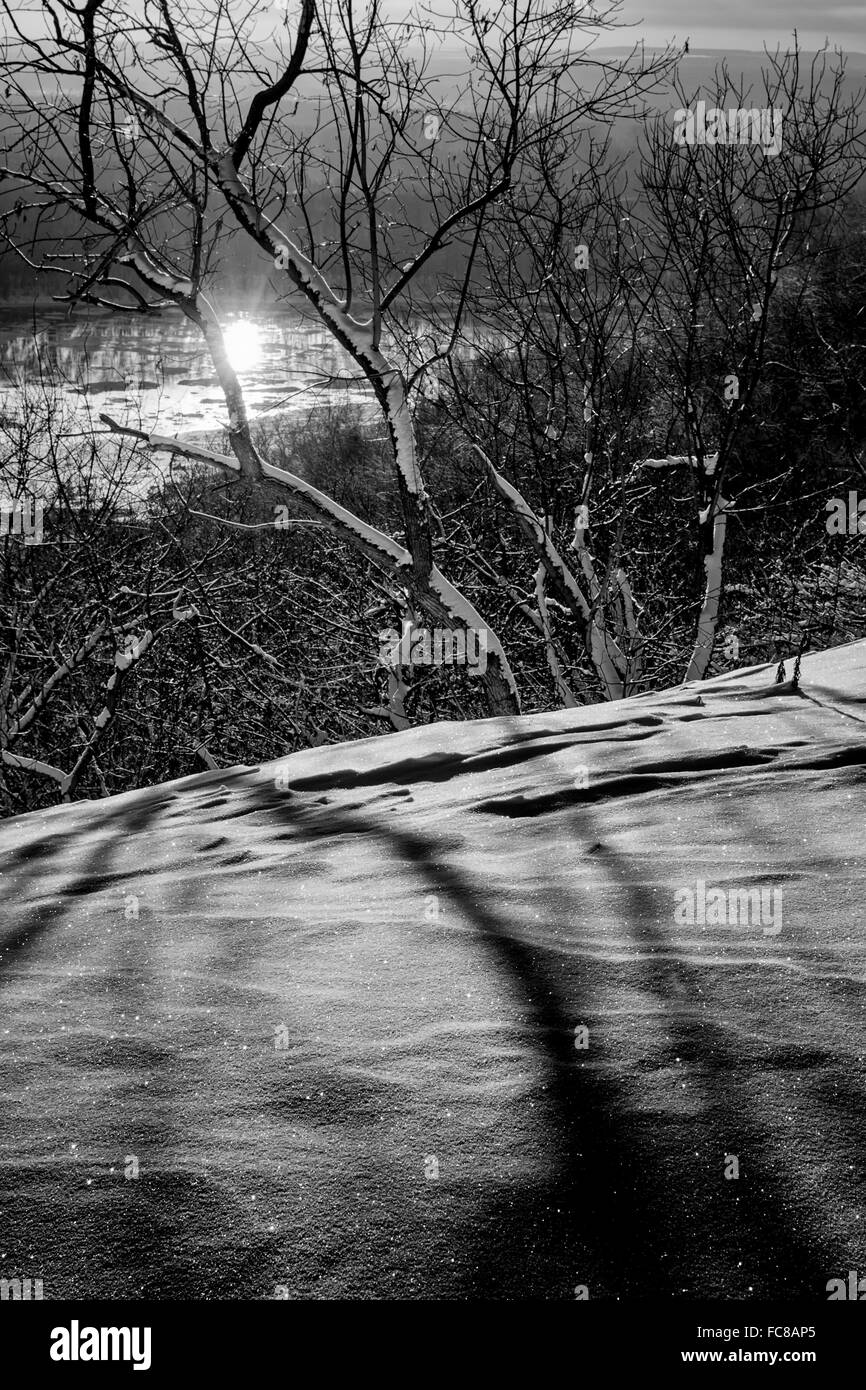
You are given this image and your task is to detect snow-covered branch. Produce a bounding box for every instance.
[1,749,66,785]
[100,417,520,714]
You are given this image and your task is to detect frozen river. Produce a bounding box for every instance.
[0,303,502,438]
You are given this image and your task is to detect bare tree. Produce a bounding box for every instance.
[0,0,674,717]
[443,40,865,698]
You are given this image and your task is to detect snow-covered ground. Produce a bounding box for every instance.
[1,642,865,1299]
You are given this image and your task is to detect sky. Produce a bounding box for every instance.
[602,0,863,53]
[1,2,861,56]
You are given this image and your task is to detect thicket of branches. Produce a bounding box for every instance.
[0,2,864,814]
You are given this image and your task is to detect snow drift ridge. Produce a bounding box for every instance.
[1,641,865,1298]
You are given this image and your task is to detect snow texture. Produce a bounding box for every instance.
[1,642,865,1298]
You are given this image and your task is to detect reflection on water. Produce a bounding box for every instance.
[222,319,264,374]
[0,305,500,438]
[0,306,376,435]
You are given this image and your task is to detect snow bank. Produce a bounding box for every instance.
[1,641,865,1298]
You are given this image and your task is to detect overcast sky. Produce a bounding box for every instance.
[607,0,863,53]
[2,2,861,60]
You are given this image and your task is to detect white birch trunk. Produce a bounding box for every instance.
[534,561,578,707]
[477,446,626,700]
[685,496,730,683]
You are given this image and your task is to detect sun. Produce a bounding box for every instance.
[222,319,263,373]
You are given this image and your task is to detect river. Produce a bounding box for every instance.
[0,303,500,438]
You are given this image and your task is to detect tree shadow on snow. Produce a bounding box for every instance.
[0,721,864,1299]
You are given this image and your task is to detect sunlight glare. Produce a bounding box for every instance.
[222,319,263,373]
